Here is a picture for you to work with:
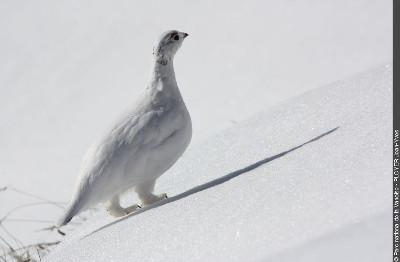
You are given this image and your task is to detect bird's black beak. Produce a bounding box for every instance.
[183,33,189,38]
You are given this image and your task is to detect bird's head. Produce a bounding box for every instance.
[153,30,189,64]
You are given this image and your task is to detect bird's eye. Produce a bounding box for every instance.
[173,35,180,41]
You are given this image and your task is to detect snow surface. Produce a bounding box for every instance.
[267,212,391,262]
[45,64,392,262]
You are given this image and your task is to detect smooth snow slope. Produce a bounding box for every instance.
[46,64,392,262]
[267,212,391,262]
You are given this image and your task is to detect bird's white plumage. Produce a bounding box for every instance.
[58,30,192,226]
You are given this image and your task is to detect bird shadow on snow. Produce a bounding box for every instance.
[84,127,339,239]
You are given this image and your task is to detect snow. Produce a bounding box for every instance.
[267,212,391,262]
[45,64,392,261]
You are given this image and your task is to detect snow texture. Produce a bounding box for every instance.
[46,64,392,262]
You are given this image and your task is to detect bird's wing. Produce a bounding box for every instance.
[62,109,165,220]
[79,108,169,177]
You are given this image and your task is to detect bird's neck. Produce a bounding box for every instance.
[149,56,180,94]
[152,56,175,78]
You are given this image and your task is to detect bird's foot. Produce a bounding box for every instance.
[124,204,141,214]
[140,193,168,207]
[106,205,128,217]
[157,193,168,200]
[106,203,141,217]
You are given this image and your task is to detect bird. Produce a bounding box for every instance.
[57,30,192,226]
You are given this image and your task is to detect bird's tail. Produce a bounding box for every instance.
[57,184,92,226]
[56,173,95,227]
[57,200,81,227]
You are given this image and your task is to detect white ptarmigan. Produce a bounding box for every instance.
[57,30,192,226]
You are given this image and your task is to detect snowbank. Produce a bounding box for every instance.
[46,64,392,261]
